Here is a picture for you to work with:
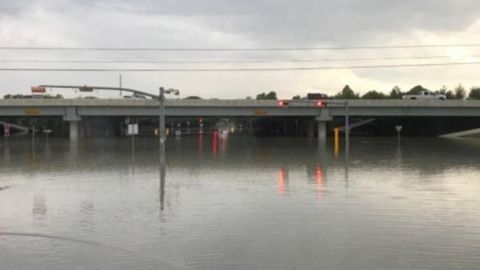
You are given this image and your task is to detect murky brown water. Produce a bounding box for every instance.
[1,136,479,269]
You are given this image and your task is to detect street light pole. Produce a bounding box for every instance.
[345,101,350,155]
[159,87,166,145]
[158,87,180,146]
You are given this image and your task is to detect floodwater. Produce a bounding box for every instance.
[1,136,480,270]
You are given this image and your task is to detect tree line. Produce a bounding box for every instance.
[253,85,480,100]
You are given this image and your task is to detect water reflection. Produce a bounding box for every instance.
[159,144,166,212]
[315,165,324,198]
[277,168,288,195]
[211,131,219,156]
[197,133,204,153]
[32,193,47,222]
[2,139,10,165]
[1,137,480,270]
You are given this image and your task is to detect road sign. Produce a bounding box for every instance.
[31,86,46,93]
[127,124,139,135]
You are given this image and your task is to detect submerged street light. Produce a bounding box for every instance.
[158,87,180,145]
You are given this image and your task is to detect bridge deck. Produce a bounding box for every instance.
[1,99,480,117]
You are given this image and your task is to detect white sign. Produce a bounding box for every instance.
[127,124,139,135]
[4,124,10,137]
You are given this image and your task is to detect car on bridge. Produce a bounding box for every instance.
[3,94,63,99]
[123,95,148,100]
[306,93,329,100]
[184,96,202,100]
[402,90,446,100]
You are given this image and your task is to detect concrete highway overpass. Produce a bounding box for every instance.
[1,99,480,140]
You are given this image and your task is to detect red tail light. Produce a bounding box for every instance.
[315,100,326,107]
[277,100,289,107]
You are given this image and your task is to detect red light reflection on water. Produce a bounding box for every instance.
[278,168,287,195]
[315,165,324,198]
[212,130,218,155]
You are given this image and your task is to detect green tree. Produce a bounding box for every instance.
[407,85,428,95]
[256,93,266,99]
[468,87,480,99]
[256,91,278,100]
[292,95,301,100]
[454,84,466,99]
[334,85,359,99]
[438,85,455,99]
[389,86,402,99]
[361,90,386,99]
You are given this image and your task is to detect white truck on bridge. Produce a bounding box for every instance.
[402,90,446,100]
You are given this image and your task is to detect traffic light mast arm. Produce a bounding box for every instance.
[37,84,159,99]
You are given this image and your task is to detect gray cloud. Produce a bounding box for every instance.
[2,0,479,45]
[91,0,480,45]
[1,0,480,98]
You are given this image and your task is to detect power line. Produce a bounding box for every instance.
[1,44,480,51]
[0,55,457,64]
[0,61,479,72]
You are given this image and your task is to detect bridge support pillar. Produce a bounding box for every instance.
[317,121,327,144]
[63,107,81,142]
[69,121,79,141]
[315,109,332,145]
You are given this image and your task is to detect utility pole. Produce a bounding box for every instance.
[119,74,123,96]
[345,101,350,157]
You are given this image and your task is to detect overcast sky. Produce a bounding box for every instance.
[1,0,480,98]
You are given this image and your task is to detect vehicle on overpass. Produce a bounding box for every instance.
[402,90,446,100]
[306,93,328,100]
[123,94,148,100]
[184,96,202,100]
[3,94,63,99]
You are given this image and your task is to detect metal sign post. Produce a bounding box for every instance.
[127,122,139,156]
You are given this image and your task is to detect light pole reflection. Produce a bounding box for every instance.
[2,140,10,165]
[198,133,204,153]
[344,147,350,190]
[220,133,227,154]
[159,143,166,211]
